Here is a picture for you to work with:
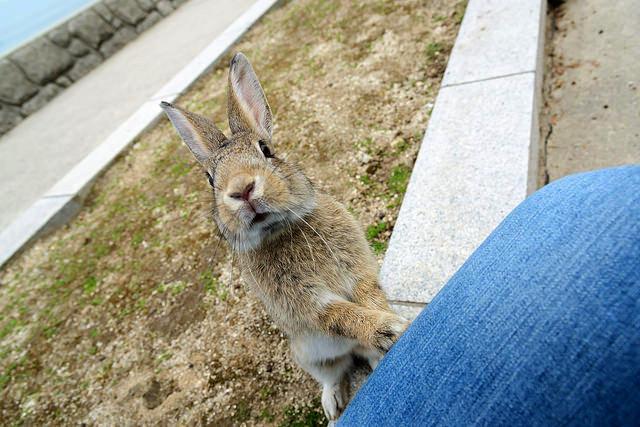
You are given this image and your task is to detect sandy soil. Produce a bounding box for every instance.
[0,0,464,424]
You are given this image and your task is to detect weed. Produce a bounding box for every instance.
[43,325,58,339]
[0,318,19,340]
[259,408,275,423]
[235,400,251,423]
[280,399,325,427]
[83,276,98,294]
[157,352,172,363]
[0,374,9,389]
[200,271,218,294]
[170,160,192,178]
[355,138,374,154]
[371,240,387,255]
[393,138,410,154]
[157,280,187,295]
[387,165,411,196]
[366,221,388,241]
[132,232,144,247]
[426,42,443,60]
[260,387,273,399]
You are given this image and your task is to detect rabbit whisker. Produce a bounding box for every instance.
[285,207,338,264]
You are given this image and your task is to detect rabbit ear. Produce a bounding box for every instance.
[160,101,227,165]
[227,53,273,139]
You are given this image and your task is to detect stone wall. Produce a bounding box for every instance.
[0,0,188,136]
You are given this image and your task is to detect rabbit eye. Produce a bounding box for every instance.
[258,140,274,158]
[205,172,215,188]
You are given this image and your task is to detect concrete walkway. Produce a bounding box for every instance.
[542,0,640,183]
[0,0,255,232]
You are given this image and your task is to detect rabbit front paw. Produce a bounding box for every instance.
[372,316,408,353]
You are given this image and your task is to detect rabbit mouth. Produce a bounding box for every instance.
[250,212,269,226]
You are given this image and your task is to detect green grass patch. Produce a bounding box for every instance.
[366,221,389,255]
[371,240,387,255]
[235,400,251,423]
[355,137,374,154]
[366,221,387,241]
[280,399,325,427]
[387,165,411,196]
[259,408,275,423]
[359,174,373,186]
[200,271,228,301]
[0,318,20,340]
[425,42,444,60]
[83,276,98,294]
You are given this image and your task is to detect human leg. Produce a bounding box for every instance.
[339,166,640,426]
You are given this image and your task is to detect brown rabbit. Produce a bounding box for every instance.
[161,52,408,422]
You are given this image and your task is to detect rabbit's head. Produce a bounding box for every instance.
[161,53,315,252]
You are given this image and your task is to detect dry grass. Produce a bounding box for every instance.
[0,0,464,424]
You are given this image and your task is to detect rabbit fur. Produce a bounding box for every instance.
[161,52,408,422]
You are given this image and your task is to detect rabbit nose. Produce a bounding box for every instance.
[230,181,255,201]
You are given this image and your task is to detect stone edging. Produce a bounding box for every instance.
[382,0,547,318]
[0,0,188,136]
[0,0,281,268]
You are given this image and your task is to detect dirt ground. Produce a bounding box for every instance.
[0,0,465,424]
[539,0,640,186]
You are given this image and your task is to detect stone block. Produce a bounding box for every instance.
[68,9,115,48]
[67,53,103,81]
[379,73,539,304]
[105,0,147,24]
[0,59,39,104]
[442,0,545,86]
[10,37,74,84]
[99,26,137,57]
[170,0,187,8]
[48,26,71,47]
[55,75,73,88]
[112,17,124,29]
[136,0,156,12]
[93,3,114,22]
[67,38,90,57]
[136,11,162,33]
[156,0,174,16]
[21,84,63,116]
[0,104,23,135]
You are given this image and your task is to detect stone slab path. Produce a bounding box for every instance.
[0,0,256,232]
[542,0,640,183]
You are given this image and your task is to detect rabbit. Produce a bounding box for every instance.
[160,52,408,422]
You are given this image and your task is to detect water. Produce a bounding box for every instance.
[0,0,98,56]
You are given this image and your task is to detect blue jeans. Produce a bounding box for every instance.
[339,166,640,426]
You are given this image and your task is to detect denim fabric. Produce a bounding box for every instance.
[339,166,640,426]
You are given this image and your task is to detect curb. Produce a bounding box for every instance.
[0,0,280,268]
[382,0,547,316]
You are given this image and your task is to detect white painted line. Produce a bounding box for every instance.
[0,196,75,267]
[152,0,280,100]
[380,0,546,305]
[0,0,280,268]
[45,101,162,198]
